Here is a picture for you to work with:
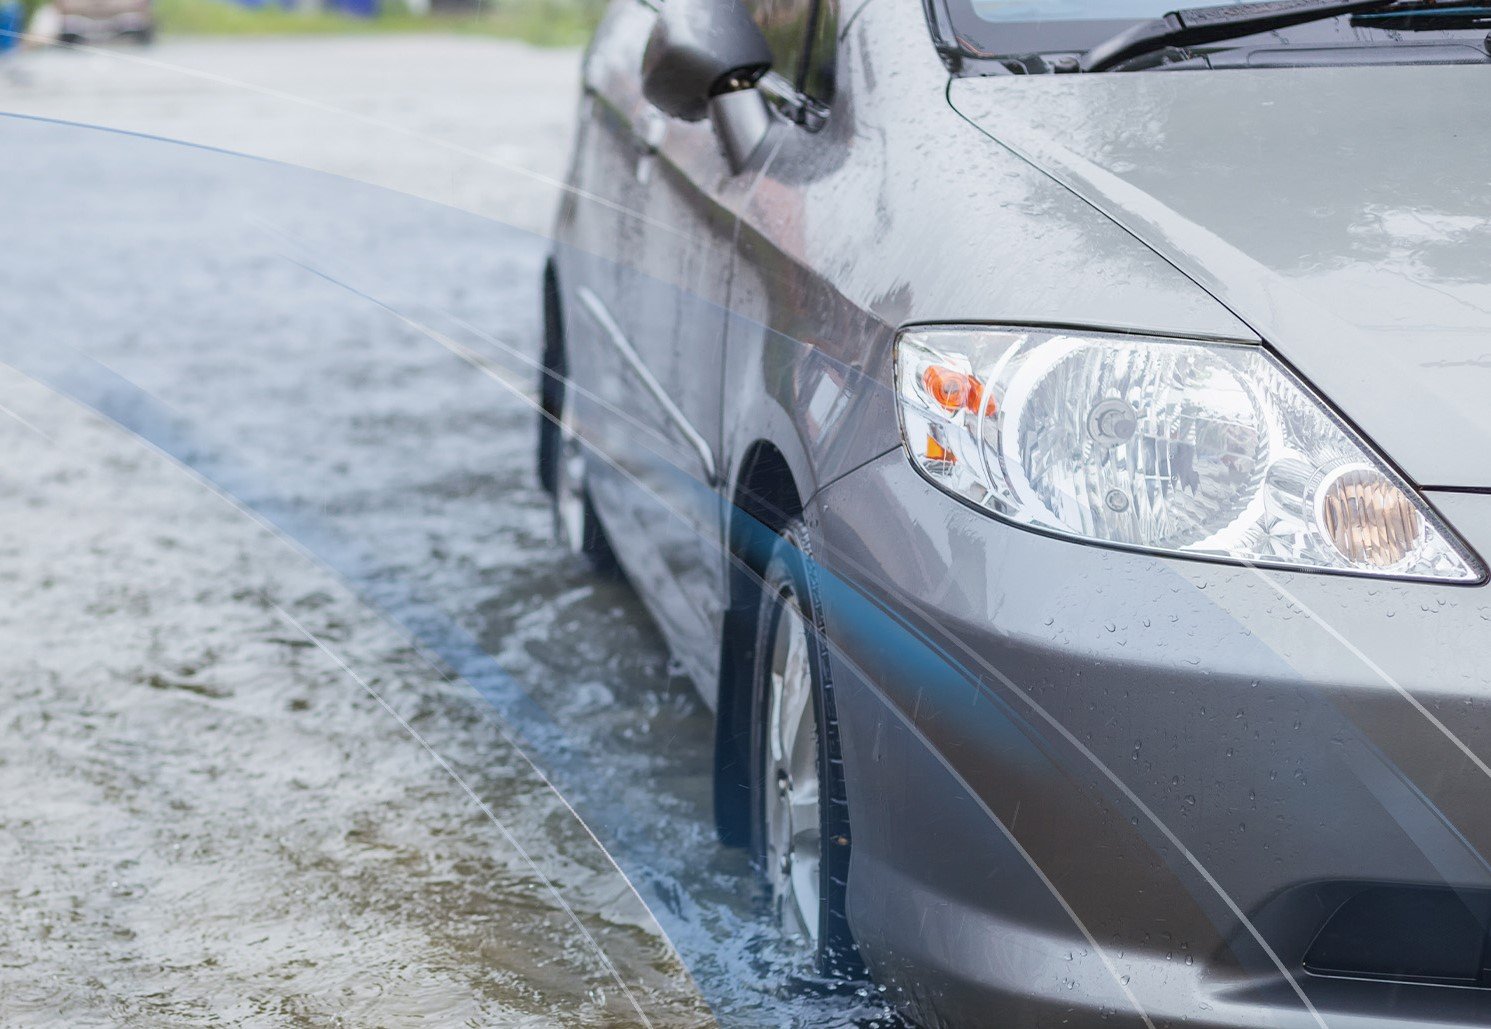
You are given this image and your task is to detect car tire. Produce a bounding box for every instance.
[538,274,617,575]
[537,267,565,498]
[749,521,857,974]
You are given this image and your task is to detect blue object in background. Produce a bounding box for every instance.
[227,0,374,12]
[0,0,23,54]
[329,0,379,17]
[220,0,381,17]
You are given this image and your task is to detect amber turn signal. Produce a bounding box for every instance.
[924,435,956,464]
[921,365,996,417]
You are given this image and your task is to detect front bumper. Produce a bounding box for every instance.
[811,449,1491,1028]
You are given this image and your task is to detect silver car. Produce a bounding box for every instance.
[540,0,1491,1024]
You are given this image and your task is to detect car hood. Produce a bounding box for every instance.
[950,63,1491,488]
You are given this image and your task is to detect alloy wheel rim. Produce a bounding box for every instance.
[765,591,821,947]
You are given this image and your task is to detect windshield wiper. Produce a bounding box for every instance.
[1353,2,1491,27]
[1079,0,1400,71]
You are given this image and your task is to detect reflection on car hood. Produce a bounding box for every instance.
[950,63,1491,488]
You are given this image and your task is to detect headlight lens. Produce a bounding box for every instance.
[894,326,1482,582]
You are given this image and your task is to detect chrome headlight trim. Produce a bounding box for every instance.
[893,324,1485,583]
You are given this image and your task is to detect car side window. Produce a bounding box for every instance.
[746,0,816,94]
[801,0,837,106]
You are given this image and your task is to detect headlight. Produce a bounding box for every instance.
[894,326,1483,582]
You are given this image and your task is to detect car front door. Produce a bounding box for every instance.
[555,0,729,694]
[723,1,894,509]
[585,0,821,696]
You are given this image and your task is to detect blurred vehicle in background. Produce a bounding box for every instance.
[57,0,153,45]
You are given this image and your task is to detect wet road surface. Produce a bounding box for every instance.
[0,39,901,1027]
[0,363,703,1027]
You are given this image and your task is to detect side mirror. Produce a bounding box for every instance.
[641,0,772,122]
[641,0,774,171]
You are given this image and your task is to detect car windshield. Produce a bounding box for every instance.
[965,0,1153,21]
[943,0,1491,61]
[943,0,1157,57]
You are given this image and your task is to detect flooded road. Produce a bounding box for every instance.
[0,39,900,1027]
[0,365,703,1027]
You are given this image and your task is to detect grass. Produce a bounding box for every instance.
[153,0,604,46]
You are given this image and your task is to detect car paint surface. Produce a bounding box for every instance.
[550,0,1491,1024]
[950,64,1491,488]
[814,452,1491,1027]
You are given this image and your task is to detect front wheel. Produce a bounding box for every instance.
[750,523,856,973]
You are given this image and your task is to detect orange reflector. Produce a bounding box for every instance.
[922,365,996,417]
[925,435,956,464]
